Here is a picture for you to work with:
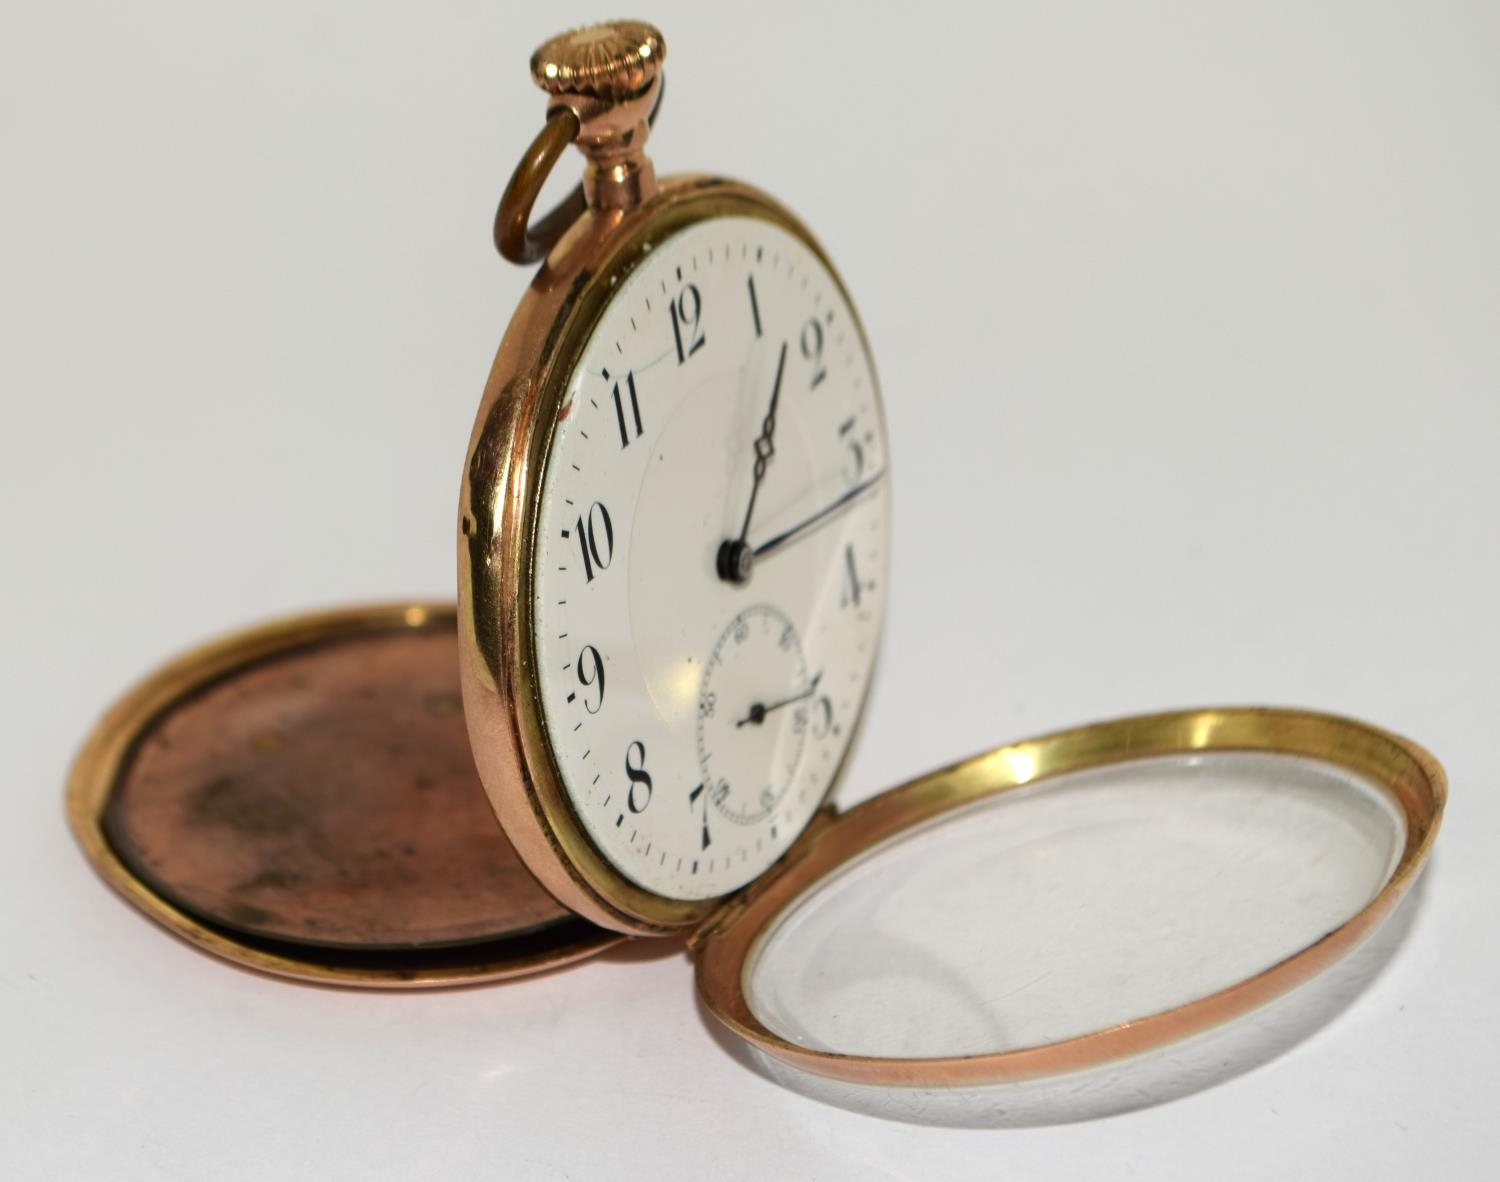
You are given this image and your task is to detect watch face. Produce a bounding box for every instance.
[531,215,889,901]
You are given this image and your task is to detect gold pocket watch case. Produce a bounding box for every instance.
[67,604,623,986]
[68,22,1447,1124]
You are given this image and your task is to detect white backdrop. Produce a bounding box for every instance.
[3,2,1497,1178]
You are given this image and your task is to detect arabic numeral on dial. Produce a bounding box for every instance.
[801,317,826,389]
[838,416,866,483]
[689,781,711,849]
[813,694,836,739]
[573,501,614,582]
[670,283,705,364]
[624,740,653,813]
[841,543,874,609]
[612,371,643,448]
[576,645,605,714]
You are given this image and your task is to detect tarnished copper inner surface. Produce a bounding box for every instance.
[104,627,573,952]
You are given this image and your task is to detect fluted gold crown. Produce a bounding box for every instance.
[530,21,665,100]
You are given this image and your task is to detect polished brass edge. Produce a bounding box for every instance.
[691,705,1447,1087]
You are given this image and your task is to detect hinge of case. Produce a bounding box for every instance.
[685,803,839,954]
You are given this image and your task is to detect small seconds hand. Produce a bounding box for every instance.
[736,671,823,728]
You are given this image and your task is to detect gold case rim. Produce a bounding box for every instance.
[458,176,889,936]
[65,602,626,988]
[692,704,1447,1087]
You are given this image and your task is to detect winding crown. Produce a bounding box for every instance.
[530,21,666,101]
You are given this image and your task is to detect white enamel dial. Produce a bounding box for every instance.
[532,215,888,900]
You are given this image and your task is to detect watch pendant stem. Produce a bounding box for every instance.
[496,21,667,264]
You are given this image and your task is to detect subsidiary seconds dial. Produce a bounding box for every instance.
[531,215,889,901]
[696,604,824,831]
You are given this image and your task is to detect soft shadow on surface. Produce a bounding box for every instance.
[593,934,689,968]
[694,865,1434,1128]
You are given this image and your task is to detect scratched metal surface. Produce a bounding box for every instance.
[105,628,572,950]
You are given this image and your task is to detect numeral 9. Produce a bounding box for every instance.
[576,645,605,714]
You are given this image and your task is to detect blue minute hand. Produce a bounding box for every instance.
[752,469,886,562]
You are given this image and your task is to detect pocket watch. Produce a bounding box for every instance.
[68,21,1447,1124]
[460,21,889,934]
